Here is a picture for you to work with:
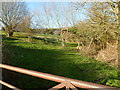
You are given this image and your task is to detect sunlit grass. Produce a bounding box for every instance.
[2,32,120,89]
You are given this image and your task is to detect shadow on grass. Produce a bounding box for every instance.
[2,37,120,89]
[2,35,19,41]
[33,37,59,45]
[15,35,28,38]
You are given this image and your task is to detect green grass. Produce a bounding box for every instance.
[2,32,120,89]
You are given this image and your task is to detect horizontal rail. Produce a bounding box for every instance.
[0,80,20,90]
[0,64,117,89]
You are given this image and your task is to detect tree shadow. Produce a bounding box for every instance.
[33,37,59,45]
[15,35,28,38]
[2,35,19,41]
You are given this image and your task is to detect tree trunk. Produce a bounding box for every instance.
[88,38,94,50]
[76,42,81,50]
[5,26,14,37]
[7,31,13,37]
[61,30,65,47]
[61,38,65,47]
[28,35,32,42]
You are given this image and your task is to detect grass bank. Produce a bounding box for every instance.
[2,32,120,89]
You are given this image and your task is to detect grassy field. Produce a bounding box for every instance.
[2,32,120,89]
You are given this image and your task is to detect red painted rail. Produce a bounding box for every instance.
[0,64,118,90]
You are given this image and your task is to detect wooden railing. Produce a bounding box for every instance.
[0,64,118,90]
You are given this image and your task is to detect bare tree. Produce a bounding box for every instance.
[42,4,53,29]
[0,2,28,37]
[49,4,66,47]
[35,3,73,47]
[18,15,33,42]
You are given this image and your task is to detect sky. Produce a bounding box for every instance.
[27,2,88,28]
[0,2,88,29]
